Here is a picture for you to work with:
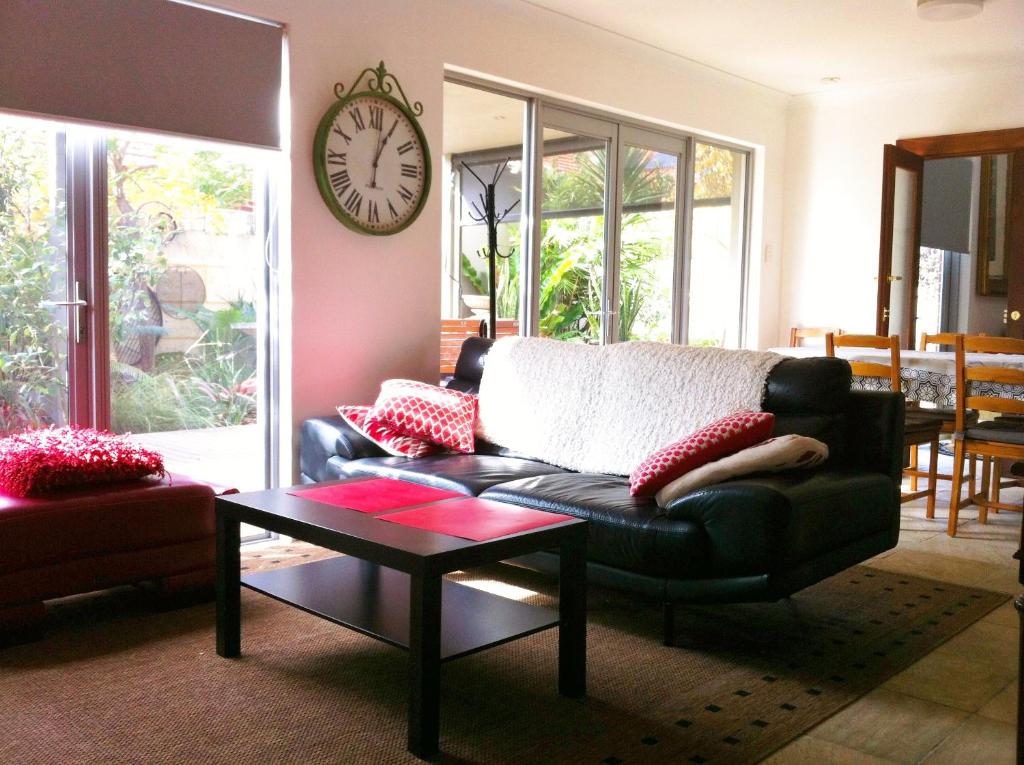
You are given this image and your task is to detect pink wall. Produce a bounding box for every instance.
[213,0,789,479]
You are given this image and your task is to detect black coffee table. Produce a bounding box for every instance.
[214,479,588,759]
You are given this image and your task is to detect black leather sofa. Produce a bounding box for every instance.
[301,337,905,644]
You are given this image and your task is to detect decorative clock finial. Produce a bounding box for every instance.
[333,61,424,117]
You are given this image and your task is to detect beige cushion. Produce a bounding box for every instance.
[655,434,829,508]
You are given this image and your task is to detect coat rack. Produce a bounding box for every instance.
[462,159,519,340]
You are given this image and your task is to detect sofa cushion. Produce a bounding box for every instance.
[481,473,711,580]
[629,410,775,496]
[764,357,852,460]
[336,405,440,458]
[338,455,568,496]
[0,427,165,498]
[372,379,478,453]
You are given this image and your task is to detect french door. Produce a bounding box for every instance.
[0,113,275,502]
[533,108,692,345]
[876,144,924,343]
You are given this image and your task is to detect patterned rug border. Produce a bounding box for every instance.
[237,542,1011,765]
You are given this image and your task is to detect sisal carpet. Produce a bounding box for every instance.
[0,543,1007,765]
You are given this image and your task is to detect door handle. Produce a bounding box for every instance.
[886,275,903,282]
[41,280,87,343]
[882,307,890,323]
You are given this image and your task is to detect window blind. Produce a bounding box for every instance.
[0,0,283,148]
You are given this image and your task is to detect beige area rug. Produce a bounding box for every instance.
[0,542,1008,765]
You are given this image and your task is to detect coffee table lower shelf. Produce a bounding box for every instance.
[242,555,560,661]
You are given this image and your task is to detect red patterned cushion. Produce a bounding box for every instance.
[0,426,165,498]
[371,379,478,454]
[336,405,440,459]
[628,410,775,497]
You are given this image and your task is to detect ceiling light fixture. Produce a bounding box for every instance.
[821,76,842,85]
[917,0,983,21]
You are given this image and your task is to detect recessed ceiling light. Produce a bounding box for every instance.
[917,0,983,21]
[821,76,841,85]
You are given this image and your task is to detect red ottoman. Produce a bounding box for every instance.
[0,473,228,640]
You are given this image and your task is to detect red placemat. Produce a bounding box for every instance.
[288,479,464,513]
[377,497,570,541]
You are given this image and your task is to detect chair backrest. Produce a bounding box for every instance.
[790,326,842,347]
[440,318,519,375]
[919,332,961,351]
[826,333,902,392]
[954,334,1024,430]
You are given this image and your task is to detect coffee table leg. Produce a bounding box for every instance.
[408,573,442,759]
[216,506,241,658]
[559,528,587,698]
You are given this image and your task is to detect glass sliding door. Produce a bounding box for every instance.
[537,109,615,344]
[0,115,73,436]
[687,142,748,348]
[615,128,686,343]
[104,130,268,496]
[441,80,754,351]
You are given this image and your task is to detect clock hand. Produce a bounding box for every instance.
[374,120,398,166]
[369,125,384,189]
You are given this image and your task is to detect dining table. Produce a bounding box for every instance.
[768,346,1024,407]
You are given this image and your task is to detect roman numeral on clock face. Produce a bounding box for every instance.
[368,200,380,224]
[332,124,352,145]
[329,169,351,196]
[396,140,415,156]
[343,189,363,216]
[327,150,347,166]
[400,163,419,179]
[350,108,366,132]
[397,184,414,203]
[368,106,383,131]
[387,199,399,219]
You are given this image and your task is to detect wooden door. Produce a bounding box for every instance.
[877,144,924,344]
[1004,150,1024,338]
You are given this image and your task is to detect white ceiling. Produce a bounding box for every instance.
[522,0,1024,95]
[443,82,527,155]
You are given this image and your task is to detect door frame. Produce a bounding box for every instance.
[616,125,689,343]
[881,127,1024,340]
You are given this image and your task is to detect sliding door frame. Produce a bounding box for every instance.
[445,71,754,347]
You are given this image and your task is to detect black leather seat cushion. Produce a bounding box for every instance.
[906,407,978,427]
[963,419,1024,445]
[481,473,711,580]
[904,415,943,438]
[338,454,568,495]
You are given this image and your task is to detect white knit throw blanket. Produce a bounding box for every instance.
[476,337,784,476]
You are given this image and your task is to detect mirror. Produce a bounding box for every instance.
[915,153,1013,339]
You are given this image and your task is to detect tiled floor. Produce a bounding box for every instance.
[766,451,1021,764]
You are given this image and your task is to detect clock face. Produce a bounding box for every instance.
[315,94,430,234]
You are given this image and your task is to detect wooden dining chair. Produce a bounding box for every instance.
[826,333,942,517]
[948,335,1024,536]
[790,327,842,347]
[907,333,982,498]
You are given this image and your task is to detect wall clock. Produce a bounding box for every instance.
[313,61,431,235]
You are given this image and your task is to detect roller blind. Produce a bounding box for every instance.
[0,0,282,148]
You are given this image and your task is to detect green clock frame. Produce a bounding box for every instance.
[313,62,432,236]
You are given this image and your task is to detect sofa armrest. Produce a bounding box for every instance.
[662,482,788,575]
[299,416,385,481]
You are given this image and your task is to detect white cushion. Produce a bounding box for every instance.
[654,434,828,508]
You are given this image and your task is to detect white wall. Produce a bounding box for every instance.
[213,0,789,479]
[780,65,1024,341]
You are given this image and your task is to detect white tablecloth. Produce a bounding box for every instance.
[768,346,1024,406]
